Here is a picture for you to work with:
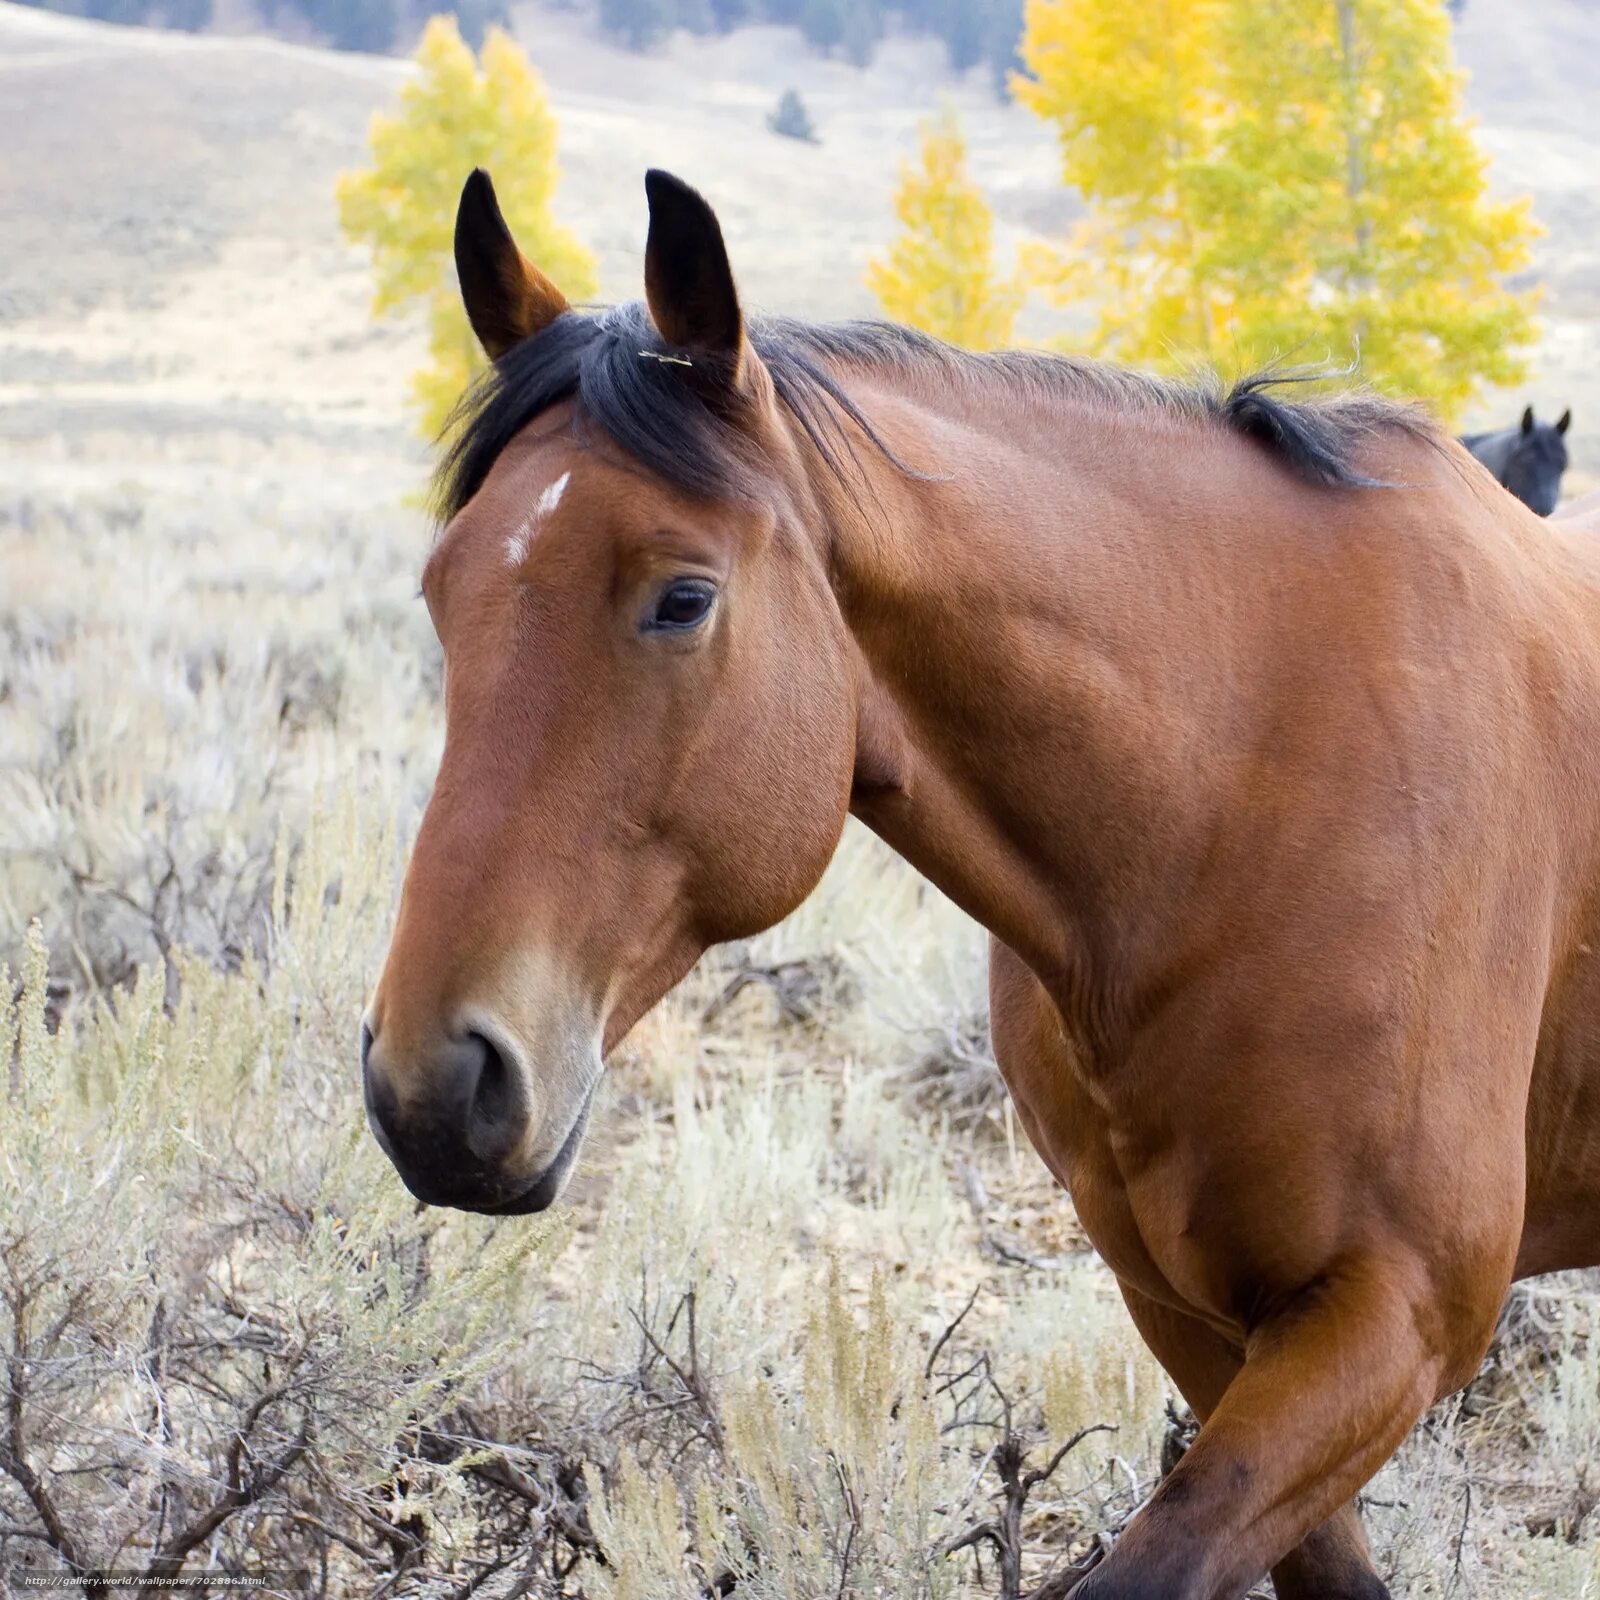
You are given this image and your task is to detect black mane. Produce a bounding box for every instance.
[434,304,1434,521]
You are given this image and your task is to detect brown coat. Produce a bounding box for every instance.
[364,170,1600,1600]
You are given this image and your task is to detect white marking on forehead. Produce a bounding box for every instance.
[505,520,535,568]
[505,471,572,567]
[536,471,572,518]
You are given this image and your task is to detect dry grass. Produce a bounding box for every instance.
[2,1,1599,1590]
[2,464,1597,1597]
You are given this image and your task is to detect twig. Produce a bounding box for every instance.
[627,1288,725,1454]
[925,1286,982,1381]
[138,1387,309,1588]
[940,1408,1115,1600]
[1,1275,103,1595]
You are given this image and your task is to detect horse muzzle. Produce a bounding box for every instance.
[360,1013,598,1213]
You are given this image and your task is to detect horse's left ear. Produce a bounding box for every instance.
[643,170,746,379]
[1556,409,1572,435]
[455,169,570,361]
[1521,405,1536,435]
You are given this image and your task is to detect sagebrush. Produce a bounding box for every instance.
[2,477,1596,1596]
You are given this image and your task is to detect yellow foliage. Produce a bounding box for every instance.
[1018,0,1225,360]
[336,16,597,438]
[867,109,1023,352]
[1018,0,1539,422]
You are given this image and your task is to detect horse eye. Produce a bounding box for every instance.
[647,579,717,632]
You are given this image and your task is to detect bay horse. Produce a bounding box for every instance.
[1461,404,1572,516]
[362,169,1600,1600]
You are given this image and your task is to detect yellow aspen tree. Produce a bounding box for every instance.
[336,16,597,437]
[1206,0,1537,420]
[1015,0,1228,363]
[1017,0,1538,420]
[866,110,1024,352]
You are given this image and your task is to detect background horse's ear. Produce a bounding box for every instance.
[454,169,570,361]
[643,169,746,374]
[1556,409,1572,435]
[1521,405,1536,435]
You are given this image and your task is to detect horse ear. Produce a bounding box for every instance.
[454,169,569,361]
[1556,409,1572,435]
[1521,406,1536,436]
[643,169,746,373]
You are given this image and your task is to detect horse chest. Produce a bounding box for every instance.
[988,939,1249,1329]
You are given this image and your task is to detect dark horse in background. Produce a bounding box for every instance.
[1462,404,1572,515]
[361,169,1600,1599]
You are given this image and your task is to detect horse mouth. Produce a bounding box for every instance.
[380,1075,599,1216]
[472,1079,598,1216]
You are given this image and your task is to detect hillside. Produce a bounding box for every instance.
[0,0,1063,485]
[1,0,1596,489]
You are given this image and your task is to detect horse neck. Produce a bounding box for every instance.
[804,370,1276,1022]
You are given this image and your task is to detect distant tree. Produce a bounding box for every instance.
[1018,0,1537,420]
[336,16,598,436]
[676,0,718,33]
[450,0,509,49]
[768,87,818,141]
[1206,0,1537,416]
[81,0,150,22]
[866,109,1023,349]
[317,0,398,50]
[162,0,213,29]
[938,0,983,71]
[1018,0,1221,361]
[983,0,1022,97]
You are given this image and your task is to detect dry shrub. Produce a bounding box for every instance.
[0,479,437,1001]
[1,803,569,1590]
[4,475,1598,1597]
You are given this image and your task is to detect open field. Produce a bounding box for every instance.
[2,0,1599,1591]
[3,467,1599,1590]
[2,0,1599,471]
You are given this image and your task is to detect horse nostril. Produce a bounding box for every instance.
[359,1020,529,1185]
[462,1030,524,1160]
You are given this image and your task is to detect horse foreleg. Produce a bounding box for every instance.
[987,941,1396,1600]
[1075,1261,1448,1600]
[1268,1510,1385,1600]
[1117,1285,1389,1600]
